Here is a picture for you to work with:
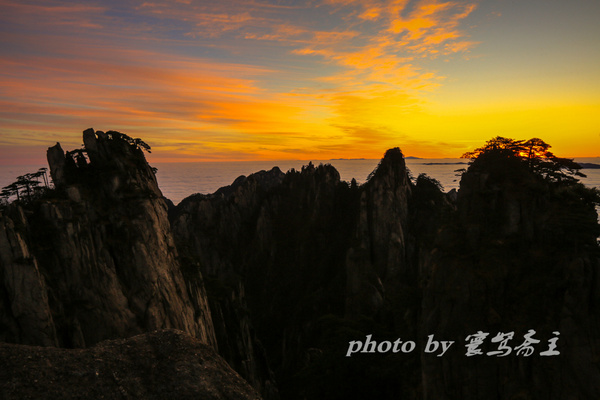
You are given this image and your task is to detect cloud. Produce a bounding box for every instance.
[0,0,106,27]
[292,0,479,75]
[0,0,482,161]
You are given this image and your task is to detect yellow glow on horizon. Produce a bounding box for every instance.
[1,0,599,165]
[140,99,599,163]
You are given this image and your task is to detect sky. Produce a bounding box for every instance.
[0,0,599,165]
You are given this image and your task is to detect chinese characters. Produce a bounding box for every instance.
[465,330,560,357]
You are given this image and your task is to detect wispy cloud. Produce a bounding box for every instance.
[0,0,106,28]
[0,0,481,161]
[289,0,478,82]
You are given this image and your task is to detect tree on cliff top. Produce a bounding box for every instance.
[106,130,151,153]
[1,168,51,206]
[461,136,600,246]
[461,136,586,184]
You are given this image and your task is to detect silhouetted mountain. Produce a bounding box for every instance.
[172,146,600,400]
[579,162,600,169]
[1,130,599,399]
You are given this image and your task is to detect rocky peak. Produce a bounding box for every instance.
[1,129,217,350]
[456,153,599,249]
[47,128,161,201]
[420,152,600,400]
[213,167,285,199]
[367,147,410,184]
[348,146,413,284]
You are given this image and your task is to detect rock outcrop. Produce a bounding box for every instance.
[0,129,216,349]
[420,153,600,400]
[172,162,356,399]
[0,329,261,400]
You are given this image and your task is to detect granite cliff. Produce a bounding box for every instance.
[169,149,453,398]
[1,129,216,348]
[171,146,600,399]
[420,149,600,399]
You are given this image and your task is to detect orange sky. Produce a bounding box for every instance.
[1,0,599,165]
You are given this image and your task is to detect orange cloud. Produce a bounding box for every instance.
[283,0,478,94]
[0,0,485,163]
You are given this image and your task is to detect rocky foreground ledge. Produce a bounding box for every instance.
[0,329,260,400]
